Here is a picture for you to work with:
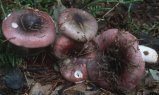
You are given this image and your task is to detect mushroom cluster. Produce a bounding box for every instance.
[54,8,146,92]
[54,8,98,83]
[2,7,147,93]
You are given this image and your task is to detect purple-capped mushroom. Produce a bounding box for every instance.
[2,8,55,48]
[58,8,98,42]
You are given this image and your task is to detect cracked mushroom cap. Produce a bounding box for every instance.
[2,9,55,48]
[58,8,98,42]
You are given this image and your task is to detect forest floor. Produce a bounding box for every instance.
[0,0,159,95]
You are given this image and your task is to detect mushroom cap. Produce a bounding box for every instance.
[2,9,55,48]
[58,8,98,42]
[60,58,88,83]
[53,35,83,59]
[53,35,97,59]
[87,29,145,92]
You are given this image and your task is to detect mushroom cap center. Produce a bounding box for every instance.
[102,43,126,76]
[19,13,43,32]
[72,13,87,29]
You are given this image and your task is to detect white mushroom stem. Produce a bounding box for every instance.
[139,45,158,63]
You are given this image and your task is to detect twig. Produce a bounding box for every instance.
[98,2,120,22]
[103,2,119,17]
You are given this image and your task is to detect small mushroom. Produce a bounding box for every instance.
[2,8,55,48]
[58,8,98,42]
[139,45,158,63]
[60,58,88,83]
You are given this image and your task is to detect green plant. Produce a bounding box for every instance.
[0,30,23,67]
[0,54,23,67]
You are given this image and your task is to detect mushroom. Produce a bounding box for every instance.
[87,29,145,92]
[139,45,158,63]
[53,35,97,83]
[2,8,55,48]
[60,58,89,83]
[58,8,98,42]
[53,35,97,59]
[53,35,83,59]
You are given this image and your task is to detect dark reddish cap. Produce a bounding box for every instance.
[53,35,97,59]
[60,58,88,83]
[87,29,145,92]
[58,8,98,42]
[2,8,55,48]
[53,35,83,59]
